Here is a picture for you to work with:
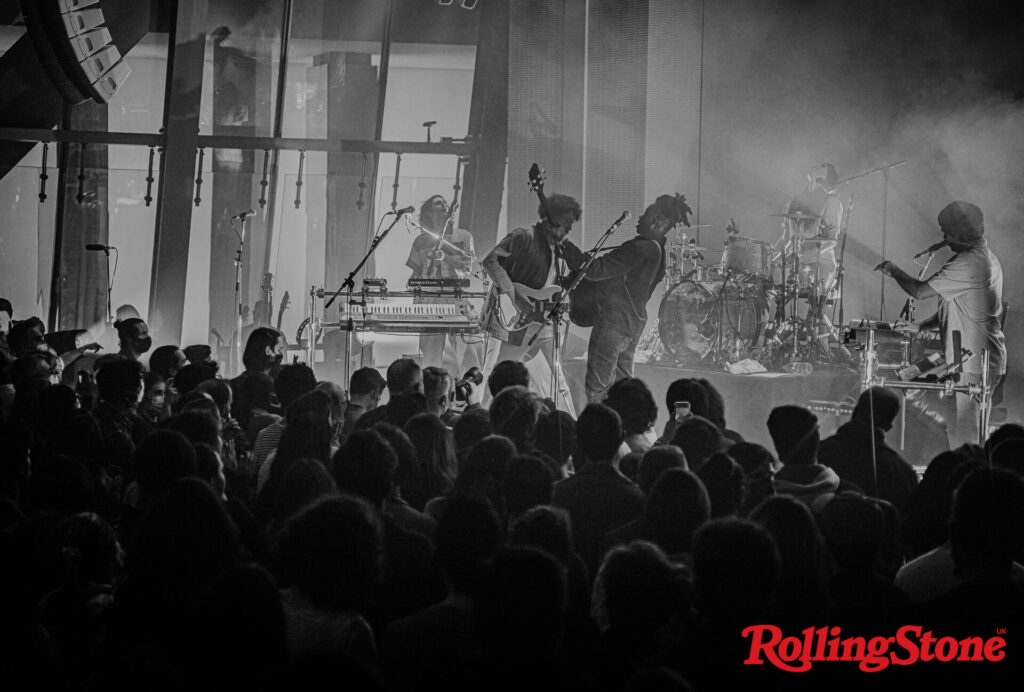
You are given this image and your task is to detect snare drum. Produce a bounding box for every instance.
[722,236,770,279]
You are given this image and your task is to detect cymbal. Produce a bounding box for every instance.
[801,234,834,244]
[674,244,711,252]
[768,211,823,221]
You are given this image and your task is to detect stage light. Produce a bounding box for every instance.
[459,0,479,8]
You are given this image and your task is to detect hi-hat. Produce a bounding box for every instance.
[768,211,823,221]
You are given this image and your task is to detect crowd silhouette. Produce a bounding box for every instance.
[1,306,1022,691]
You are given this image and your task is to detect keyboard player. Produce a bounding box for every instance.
[405,195,485,373]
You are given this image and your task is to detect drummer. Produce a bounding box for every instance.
[773,162,844,295]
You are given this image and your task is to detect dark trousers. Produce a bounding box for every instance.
[585,317,639,403]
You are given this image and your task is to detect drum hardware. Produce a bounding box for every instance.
[767,211,824,222]
[856,327,993,444]
[657,275,767,365]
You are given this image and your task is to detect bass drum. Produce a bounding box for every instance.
[658,280,767,363]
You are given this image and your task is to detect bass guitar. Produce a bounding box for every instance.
[480,281,565,347]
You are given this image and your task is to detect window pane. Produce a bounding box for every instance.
[201,0,286,137]
[0,145,58,323]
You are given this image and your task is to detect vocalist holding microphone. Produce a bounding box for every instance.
[874,201,1006,445]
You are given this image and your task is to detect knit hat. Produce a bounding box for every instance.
[938,201,984,246]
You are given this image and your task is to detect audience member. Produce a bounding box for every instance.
[502,453,556,525]
[636,446,688,495]
[402,413,457,512]
[534,409,576,478]
[489,385,544,453]
[381,495,503,692]
[750,495,834,627]
[605,468,710,560]
[344,367,385,437]
[553,403,643,575]
[766,405,840,513]
[603,377,659,453]
[818,386,918,513]
[668,415,725,469]
[356,358,423,430]
[452,407,492,466]
[272,495,381,664]
[229,327,286,421]
[726,441,776,516]
[486,359,529,398]
[694,452,744,518]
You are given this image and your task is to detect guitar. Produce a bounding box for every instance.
[481,281,565,346]
[479,164,568,346]
[276,290,290,332]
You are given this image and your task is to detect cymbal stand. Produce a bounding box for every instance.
[707,263,735,363]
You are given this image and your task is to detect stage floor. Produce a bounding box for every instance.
[561,359,1019,468]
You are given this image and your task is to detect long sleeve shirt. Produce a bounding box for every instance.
[577,234,665,333]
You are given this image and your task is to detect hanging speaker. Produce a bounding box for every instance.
[23,0,131,104]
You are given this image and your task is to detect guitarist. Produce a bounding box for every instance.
[480,192,586,411]
[581,194,691,403]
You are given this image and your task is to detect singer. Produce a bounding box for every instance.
[874,201,1006,445]
[578,194,691,403]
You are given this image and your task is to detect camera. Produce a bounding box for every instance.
[454,366,484,403]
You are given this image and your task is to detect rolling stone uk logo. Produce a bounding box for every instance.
[742,624,1008,673]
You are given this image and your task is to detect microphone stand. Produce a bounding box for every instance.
[101,246,114,327]
[899,252,935,323]
[325,210,409,383]
[530,212,629,349]
[530,212,630,413]
[231,214,249,377]
[827,160,906,321]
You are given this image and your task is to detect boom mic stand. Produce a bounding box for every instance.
[325,209,412,383]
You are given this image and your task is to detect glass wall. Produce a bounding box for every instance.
[1,0,486,373]
[0,145,58,323]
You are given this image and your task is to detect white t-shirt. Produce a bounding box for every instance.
[927,241,1005,375]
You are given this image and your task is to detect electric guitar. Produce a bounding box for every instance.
[481,281,565,346]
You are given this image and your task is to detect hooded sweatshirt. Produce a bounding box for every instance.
[774,463,840,513]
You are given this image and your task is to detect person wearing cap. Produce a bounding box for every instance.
[875,201,1006,445]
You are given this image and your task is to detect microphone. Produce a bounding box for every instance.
[612,210,631,227]
[232,208,256,220]
[913,240,946,259]
[85,244,111,251]
[396,205,416,216]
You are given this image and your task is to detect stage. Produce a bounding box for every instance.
[562,358,957,469]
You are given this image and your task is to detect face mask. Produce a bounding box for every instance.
[133,336,153,354]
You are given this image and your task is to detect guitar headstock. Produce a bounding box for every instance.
[528,163,545,194]
[280,290,290,311]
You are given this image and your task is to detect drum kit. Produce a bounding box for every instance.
[656,211,850,368]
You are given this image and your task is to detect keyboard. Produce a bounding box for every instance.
[330,299,481,334]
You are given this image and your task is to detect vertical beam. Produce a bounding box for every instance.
[559,0,587,246]
[460,0,509,250]
[58,103,110,330]
[149,0,208,346]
